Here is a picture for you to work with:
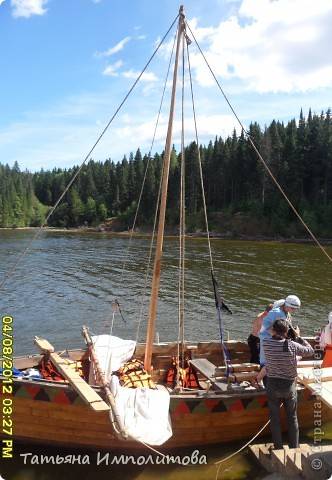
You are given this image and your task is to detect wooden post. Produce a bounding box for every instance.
[144,5,185,373]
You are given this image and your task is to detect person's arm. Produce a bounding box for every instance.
[293,337,314,356]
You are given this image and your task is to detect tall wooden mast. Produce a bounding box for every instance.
[144,6,185,373]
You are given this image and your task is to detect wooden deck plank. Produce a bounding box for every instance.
[190,358,229,391]
[297,367,332,383]
[34,336,110,412]
[298,367,332,409]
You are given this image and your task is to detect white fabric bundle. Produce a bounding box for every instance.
[319,312,332,348]
[89,334,136,384]
[110,375,172,445]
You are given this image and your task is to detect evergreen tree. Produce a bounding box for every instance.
[0,107,331,236]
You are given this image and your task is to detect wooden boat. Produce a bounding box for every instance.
[2,338,330,450]
[1,5,331,453]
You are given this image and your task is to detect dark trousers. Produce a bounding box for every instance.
[266,377,299,449]
[247,333,260,364]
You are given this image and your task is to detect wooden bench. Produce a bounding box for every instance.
[189,358,229,391]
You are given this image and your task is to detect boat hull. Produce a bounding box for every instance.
[1,376,330,450]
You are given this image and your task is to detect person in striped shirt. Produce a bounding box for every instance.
[253,295,302,388]
[263,318,314,450]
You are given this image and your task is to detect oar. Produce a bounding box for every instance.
[34,336,110,412]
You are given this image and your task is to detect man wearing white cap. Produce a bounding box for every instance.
[253,295,301,387]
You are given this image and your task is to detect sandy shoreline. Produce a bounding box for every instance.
[2,226,332,245]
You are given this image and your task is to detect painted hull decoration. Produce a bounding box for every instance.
[1,341,330,450]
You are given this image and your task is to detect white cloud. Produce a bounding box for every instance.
[122,70,158,83]
[102,61,159,84]
[112,110,238,157]
[11,0,48,18]
[195,113,239,139]
[3,0,332,173]
[95,37,131,59]
[102,60,123,77]
[186,0,332,94]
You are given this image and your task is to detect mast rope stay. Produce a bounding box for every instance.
[133,26,179,343]
[184,25,232,378]
[100,26,179,341]
[0,13,181,293]
[176,28,187,385]
[144,6,186,373]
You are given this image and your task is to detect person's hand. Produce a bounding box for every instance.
[294,326,300,337]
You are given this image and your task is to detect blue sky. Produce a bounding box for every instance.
[1,0,332,172]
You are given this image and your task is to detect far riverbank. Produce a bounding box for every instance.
[3,225,332,246]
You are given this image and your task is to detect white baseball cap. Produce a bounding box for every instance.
[284,295,301,309]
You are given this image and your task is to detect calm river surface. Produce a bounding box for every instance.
[0,229,331,480]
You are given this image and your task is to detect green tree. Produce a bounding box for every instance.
[85,197,97,224]
[98,203,108,222]
[69,187,85,226]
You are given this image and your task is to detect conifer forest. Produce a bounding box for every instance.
[1,109,332,238]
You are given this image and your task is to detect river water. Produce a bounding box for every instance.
[0,229,331,480]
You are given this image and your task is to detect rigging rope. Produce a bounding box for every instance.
[100,15,188,343]
[0,12,181,292]
[185,38,214,275]
[185,29,232,378]
[101,24,179,340]
[214,418,271,479]
[214,402,287,479]
[134,26,179,343]
[176,31,187,386]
